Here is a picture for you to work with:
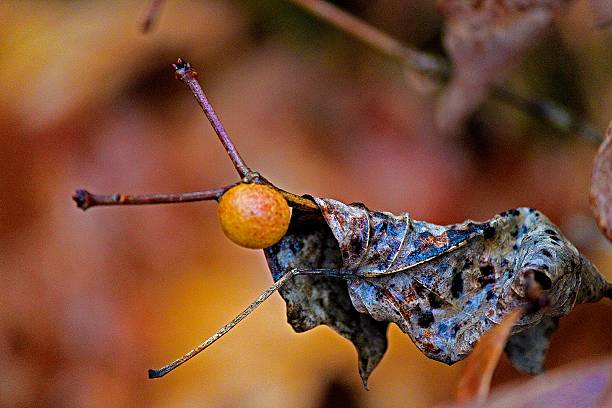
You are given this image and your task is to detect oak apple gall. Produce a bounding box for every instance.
[217,183,291,249]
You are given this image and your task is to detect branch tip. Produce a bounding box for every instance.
[73,189,93,211]
[148,369,163,379]
[171,57,252,178]
[173,58,197,81]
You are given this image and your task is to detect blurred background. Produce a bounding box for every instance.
[0,0,610,406]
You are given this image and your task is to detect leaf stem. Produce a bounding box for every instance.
[148,267,343,378]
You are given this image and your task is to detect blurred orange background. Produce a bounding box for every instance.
[0,1,610,407]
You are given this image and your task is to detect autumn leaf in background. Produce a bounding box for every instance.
[591,121,612,241]
[445,356,612,407]
[456,308,523,403]
[437,0,568,136]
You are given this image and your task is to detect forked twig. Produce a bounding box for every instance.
[73,59,319,212]
[137,0,601,142]
[287,0,603,143]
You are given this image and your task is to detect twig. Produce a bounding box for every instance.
[286,0,603,143]
[140,0,167,33]
[72,184,318,212]
[492,88,603,144]
[173,58,253,179]
[135,0,601,142]
[72,58,320,213]
[148,267,345,378]
[172,58,319,211]
[289,0,448,78]
[72,186,234,211]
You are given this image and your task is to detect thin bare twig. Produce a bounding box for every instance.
[72,183,319,212]
[171,58,319,212]
[289,0,448,78]
[73,186,234,211]
[140,0,167,33]
[72,58,319,213]
[148,267,345,378]
[173,58,253,179]
[492,88,603,144]
[287,0,603,143]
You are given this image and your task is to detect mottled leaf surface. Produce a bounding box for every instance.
[266,197,608,383]
[456,308,522,403]
[264,209,388,387]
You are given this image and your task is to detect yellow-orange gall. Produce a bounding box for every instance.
[217,183,291,249]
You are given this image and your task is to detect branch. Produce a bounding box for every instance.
[73,58,319,213]
[136,0,601,142]
[72,186,234,211]
[73,183,319,212]
[492,88,603,144]
[171,58,319,211]
[286,0,603,143]
[289,0,448,78]
[173,58,253,178]
[148,267,346,378]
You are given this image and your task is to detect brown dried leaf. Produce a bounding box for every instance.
[265,197,609,384]
[264,209,388,388]
[442,355,612,408]
[456,308,522,403]
[436,0,567,135]
[505,315,558,374]
[590,120,612,241]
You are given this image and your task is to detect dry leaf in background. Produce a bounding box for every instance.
[590,121,612,241]
[436,0,568,135]
[443,355,612,408]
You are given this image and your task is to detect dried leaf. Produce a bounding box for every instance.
[264,209,389,388]
[590,120,612,241]
[266,197,609,384]
[504,315,558,374]
[436,0,567,135]
[442,355,612,408]
[456,308,522,403]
